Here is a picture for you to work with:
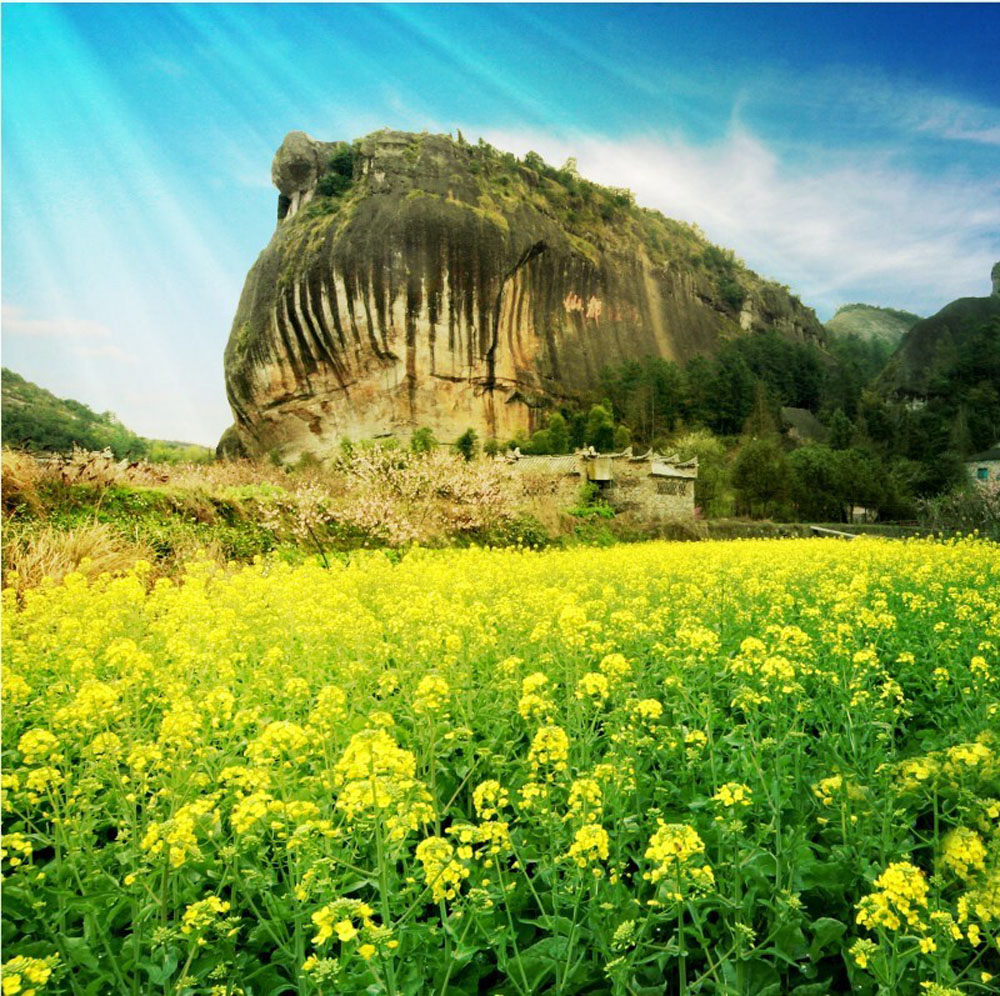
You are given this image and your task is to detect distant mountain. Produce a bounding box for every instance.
[825,303,920,348]
[879,265,1000,398]
[1,368,211,461]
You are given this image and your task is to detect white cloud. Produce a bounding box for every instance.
[860,81,1000,147]
[472,124,1000,318]
[71,344,137,363]
[2,304,114,340]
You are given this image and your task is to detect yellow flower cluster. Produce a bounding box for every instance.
[528,725,570,773]
[712,782,752,808]
[565,823,610,869]
[180,895,231,934]
[415,836,468,902]
[0,956,58,996]
[311,899,376,946]
[412,675,449,715]
[472,780,509,820]
[576,671,610,704]
[644,822,714,898]
[940,827,987,882]
[856,862,929,931]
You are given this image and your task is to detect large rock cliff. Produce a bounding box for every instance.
[221,129,826,460]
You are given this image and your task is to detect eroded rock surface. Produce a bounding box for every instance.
[221,129,826,460]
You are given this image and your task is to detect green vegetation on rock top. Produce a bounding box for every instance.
[293,128,805,317]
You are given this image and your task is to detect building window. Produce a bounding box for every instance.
[655,478,688,496]
[978,467,989,481]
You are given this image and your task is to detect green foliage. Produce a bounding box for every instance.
[592,307,994,515]
[327,146,355,178]
[600,357,685,442]
[315,172,351,197]
[316,146,356,198]
[828,408,854,450]
[613,424,632,450]
[787,445,846,520]
[567,481,615,519]
[143,440,213,464]
[454,427,479,462]
[719,278,746,312]
[742,384,782,439]
[834,302,921,326]
[525,429,552,455]
[410,427,436,454]
[674,430,732,517]
[584,405,615,451]
[1,368,209,462]
[546,412,570,454]
[731,436,792,518]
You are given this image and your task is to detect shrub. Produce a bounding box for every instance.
[613,424,632,450]
[410,428,436,454]
[919,481,1000,539]
[454,428,479,462]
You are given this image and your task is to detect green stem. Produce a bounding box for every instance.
[558,872,586,994]
[374,817,398,996]
[438,910,474,996]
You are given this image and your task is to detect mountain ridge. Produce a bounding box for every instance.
[1,368,211,461]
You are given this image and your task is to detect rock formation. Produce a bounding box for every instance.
[220,129,826,460]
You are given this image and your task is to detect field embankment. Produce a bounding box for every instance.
[1,447,704,589]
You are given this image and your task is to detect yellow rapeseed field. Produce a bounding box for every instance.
[2,537,999,995]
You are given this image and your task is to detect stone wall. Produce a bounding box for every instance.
[604,461,695,519]
[505,451,696,519]
[967,457,1000,485]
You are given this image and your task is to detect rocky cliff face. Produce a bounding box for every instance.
[221,129,826,460]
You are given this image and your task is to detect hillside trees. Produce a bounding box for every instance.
[731,436,791,518]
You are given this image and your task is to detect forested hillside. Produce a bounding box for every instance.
[1,368,210,462]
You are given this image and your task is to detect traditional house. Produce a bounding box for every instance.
[503,447,698,519]
[966,445,1000,486]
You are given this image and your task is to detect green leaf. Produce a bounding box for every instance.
[808,917,847,960]
[767,919,809,965]
[145,949,179,984]
[792,983,838,996]
[62,935,101,971]
[527,914,576,935]
[517,936,569,988]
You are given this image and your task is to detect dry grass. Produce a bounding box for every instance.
[1,521,155,592]
[1,448,47,516]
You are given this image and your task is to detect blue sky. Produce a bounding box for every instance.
[3,3,999,444]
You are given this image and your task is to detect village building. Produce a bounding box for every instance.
[966,445,1000,486]
[502,447,698,519]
